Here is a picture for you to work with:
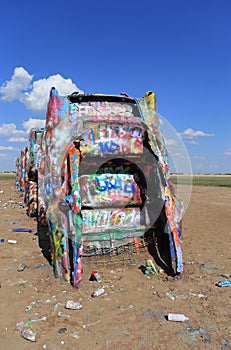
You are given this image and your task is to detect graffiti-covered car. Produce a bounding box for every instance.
[25,127,45,218]
[38,88,183,287]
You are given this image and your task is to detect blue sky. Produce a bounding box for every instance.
[0,0,230,173]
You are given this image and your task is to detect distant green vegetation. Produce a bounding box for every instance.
[171,175,231,188]
[0,173,16,181]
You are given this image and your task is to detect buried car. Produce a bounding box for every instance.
[35,88,183,287]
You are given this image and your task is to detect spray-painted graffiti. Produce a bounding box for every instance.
[79,174,142,207]
[82,207,141,233]
[24,128,46,218]
[17,89,184,288]
[81,125,143,155]
[76,101,135,118]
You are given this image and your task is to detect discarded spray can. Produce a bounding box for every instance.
[145,259,158,275]
[91,270,101,282]
[216,280,231,287]
[91,287,105,298]
[21,329,37,342]
[8,239,18,244]
[167,313,189,322]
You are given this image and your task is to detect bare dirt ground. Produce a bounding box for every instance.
[0,179,230,350]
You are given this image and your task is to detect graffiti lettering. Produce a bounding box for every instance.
[77,102,134,118]
[79,174,141,207]
[99,141,119,154]
[82,208,141,233]
[95,178,135,194]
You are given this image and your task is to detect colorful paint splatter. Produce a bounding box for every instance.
[16,89,184,287]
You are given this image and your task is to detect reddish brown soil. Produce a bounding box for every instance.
[0,179,230,350]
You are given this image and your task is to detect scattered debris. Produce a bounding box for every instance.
[189,292,207,298]
[167,313,189,322]
[90,270,101,282]
[8,239,18,244]
[83,319,101,328]
[58,327,67,334]
[144,260,159,275]
[17,263,26,272]
[118,304,134,311]
[216,280,231,287]
[165,292,175,301]
[30,316,47,323]
[15,321,26,331]
[69,331,81,340]
[21,329,37,342]
[91,287,105,298]
[182,327,217,342]
[25,300,40,312]
[65,300,83,310]
[221,339,230,349]
[12,227,33,233]
[58,311,71,318]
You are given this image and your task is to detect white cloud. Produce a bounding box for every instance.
[8,137,27,143]
[225,149,231,156]
[178,128,214,139]
[0,146,14,151]
[22,118,45,133]
[0,67,33,102]
[0,67,83,114]
[0,123,27,137]
[0,119,45,141]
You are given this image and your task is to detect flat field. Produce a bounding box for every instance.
[171,174,231,187]
[0,176,230,349]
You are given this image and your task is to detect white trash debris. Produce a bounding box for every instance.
[65,300,83,310]
[21,329,37,342]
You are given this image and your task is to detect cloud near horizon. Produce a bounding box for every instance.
[0,123,27,137]
[22,118,46,133]
[0,118,46,143]
[0,67,83,114]
[178,128,214,139]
